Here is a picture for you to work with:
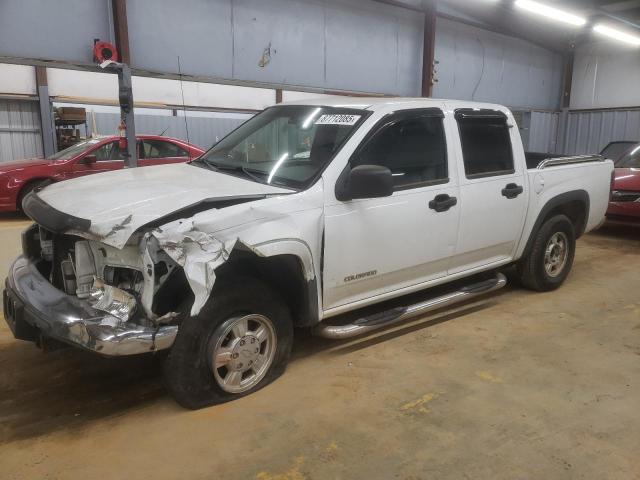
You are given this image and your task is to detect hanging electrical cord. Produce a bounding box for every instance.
[177,56,191,156]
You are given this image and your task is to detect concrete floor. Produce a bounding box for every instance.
[0,216,638,480]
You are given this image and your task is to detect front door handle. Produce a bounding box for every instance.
[429,194,457,212]
[501,183,523,199]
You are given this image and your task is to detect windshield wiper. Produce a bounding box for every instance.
[201,161,268,184]
[191,158,297,189]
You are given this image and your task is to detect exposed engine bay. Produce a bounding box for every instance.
[23,224,188,326]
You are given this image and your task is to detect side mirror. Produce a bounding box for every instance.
[81,154,97,165]
[338,165,394,200]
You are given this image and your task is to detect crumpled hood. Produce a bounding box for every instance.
[37,163,293,248]
[0,158,51,173]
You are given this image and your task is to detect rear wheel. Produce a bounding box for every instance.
[517,214,576,291]
[163,276,293,409]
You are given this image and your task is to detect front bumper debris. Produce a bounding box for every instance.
[3,256,178,356]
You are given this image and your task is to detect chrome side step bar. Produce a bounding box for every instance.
[312,273,507,340]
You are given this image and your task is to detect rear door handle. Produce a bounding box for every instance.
[501,183,523,199]
[429,194,457,212]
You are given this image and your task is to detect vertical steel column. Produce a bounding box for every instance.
[421,1,437,97]
[275,89,283,104]
[35,66,56,157]
[117,64,137,168]
[111,0,131,65]
[110,0,136,167]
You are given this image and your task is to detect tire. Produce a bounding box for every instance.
[517,214,576,292]
[163,276,293,409]
[17,179,51,213]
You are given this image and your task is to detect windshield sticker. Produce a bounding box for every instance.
[315,114,361,126]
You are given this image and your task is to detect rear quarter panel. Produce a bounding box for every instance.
[515,160,614,259]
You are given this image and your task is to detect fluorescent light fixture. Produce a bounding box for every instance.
[302,107,322,129]
[593,24,640,47]
[268,152,289,184]
[515,0,586,26]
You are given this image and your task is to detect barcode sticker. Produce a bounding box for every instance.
[315,114,361,126]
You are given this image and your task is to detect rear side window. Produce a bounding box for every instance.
[456,110,514,178]
[142,140,188,159]
[351,110,447,189]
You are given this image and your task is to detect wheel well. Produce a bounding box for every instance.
[18,178,53,208]
[214,251,319,328]
[521,192,590,260]
[541,200,587,237]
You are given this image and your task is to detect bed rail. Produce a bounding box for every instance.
[536,154,605,169]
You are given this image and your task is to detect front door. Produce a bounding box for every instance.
[70,141,124,178]
[323,108,460,311]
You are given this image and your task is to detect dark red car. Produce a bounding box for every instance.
[601,141,640,225]
[0,135,204,212]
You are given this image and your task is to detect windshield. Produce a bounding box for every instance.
[600,141,638,163]
[614,143,640,168]
[193,105,369,189]
[47,139,102,160]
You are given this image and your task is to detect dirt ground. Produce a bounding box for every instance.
[0,217,638,480]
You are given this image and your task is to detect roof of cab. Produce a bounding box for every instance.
[279,96,508,113]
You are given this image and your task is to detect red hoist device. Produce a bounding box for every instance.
[92,39,137,168]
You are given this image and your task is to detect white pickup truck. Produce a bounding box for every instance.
[4,98,613,408]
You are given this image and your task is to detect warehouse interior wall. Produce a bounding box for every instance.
[433,17,563,111]
[1,0,637,159]
[570,40,640,110]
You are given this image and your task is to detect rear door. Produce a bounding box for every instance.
[448,108,527,273]
[323,108,460,310]
[139,139,190,167]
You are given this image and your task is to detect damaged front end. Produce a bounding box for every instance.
[4,183,322,356]
[3,224,186,355]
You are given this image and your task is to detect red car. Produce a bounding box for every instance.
[601,141,640,225]
[0,135,204,212]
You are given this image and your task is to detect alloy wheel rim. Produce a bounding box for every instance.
[544,231,568,278]
[209,314,277,394]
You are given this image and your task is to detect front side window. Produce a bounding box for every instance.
[194,105,369,189]
[456,110,514,178]
[351,110,447,189]
[142,140,188,159]
[92,141,124,161]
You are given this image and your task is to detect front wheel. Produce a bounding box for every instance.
[517,214,576,292]
[163,276,293,409]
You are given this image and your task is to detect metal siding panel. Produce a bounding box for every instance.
[433,17,562,110]
[571,41,640,109]
[529,111,559,153]
[324,1,420,94]
[0,0,112,64]
[232,0,325,87]
[562,109,640,155]
[127,0,233,78]
[0,99,42,162]
[86,112,250,150]
[126,0,421,95]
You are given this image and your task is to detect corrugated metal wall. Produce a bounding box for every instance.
[561,109,640,155]
[528,111,560,154]
[0,99,43,162]
[87,112,252,150]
